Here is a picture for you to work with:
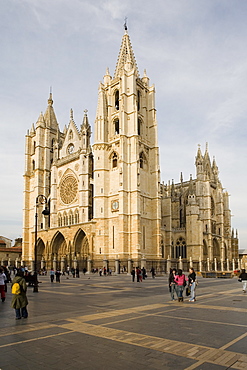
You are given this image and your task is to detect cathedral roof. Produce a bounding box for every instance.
[114,30,139,78]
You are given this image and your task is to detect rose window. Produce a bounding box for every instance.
[60,175,78,204]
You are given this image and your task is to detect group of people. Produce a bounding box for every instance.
[169,267,197,302]
[131,267,156,282]
[0,267,28,319]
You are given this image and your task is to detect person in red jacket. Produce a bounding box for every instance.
[174,269,187,302]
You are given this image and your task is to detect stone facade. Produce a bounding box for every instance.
[22,30,238,273]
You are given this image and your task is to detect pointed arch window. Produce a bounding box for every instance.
[138,118,142,136]
[112,152,118,168]
[139,151,147,169]
[32,160,35,171]
[137,90,141,111]
[114,119,119,135]
[115,90,119,110]
[58,213,62,227]
[175,237,187,259]
[75,209,79,224]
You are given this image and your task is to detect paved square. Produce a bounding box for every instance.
[0,274,246,369]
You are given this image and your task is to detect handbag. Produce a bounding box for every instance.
[186,287,190,296]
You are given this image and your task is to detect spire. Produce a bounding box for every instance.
[81,109,90,130]
[196,144,203,164]
[36,112,45,128]
[188,174,194,195]
[44,91,58,129]
[114,31,139,78]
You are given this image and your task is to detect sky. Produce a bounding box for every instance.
[0,0,246,248]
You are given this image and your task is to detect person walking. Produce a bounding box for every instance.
[150,267,156,279]
[174,269,187,302]
[188,267,197,302]
[0,268,7,302]
[131,268,135,282]
[55,269,61,282]
[11,270,28,319]
[239,269,247,293]
[168,268,177,301]
[50,268,55,283]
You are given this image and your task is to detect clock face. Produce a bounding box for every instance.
[112,200,119,210]
[67,144,74,154]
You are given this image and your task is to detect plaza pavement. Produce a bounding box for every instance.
[0,272,246,370]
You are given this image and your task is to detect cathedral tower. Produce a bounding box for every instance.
[93,29,161,264]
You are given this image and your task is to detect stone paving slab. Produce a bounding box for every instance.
[0,274,246,369]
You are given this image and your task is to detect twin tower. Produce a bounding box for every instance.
[22,30,238,272]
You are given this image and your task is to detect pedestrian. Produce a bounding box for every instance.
[188,267,197,302]
[55,269,61,282]
[0,267,7,302]
[142,267,146,280]
[50,268,55,282]
[71,267,75,278]
[76,267,80,278]
[66,266,70,276]
[136,267,140,282]
[131,268,135,282]
[174,269,187,302]
[238,269,247,293]
[99,268,102,276]
[11,270,28,319]
[150,267,155,278]
[168,268,177,301]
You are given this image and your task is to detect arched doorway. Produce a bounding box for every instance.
[50,232,67,269]
[37,238,45,271]
[74,229,89,270]
[213,238,220,260]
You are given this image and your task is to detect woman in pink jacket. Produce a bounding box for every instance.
[174,269,187,302]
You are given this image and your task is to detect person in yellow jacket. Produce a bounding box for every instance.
[11,270,28,319]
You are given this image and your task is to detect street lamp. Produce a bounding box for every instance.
[33,195,50,292]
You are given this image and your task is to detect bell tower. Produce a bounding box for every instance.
[93,29,161,264]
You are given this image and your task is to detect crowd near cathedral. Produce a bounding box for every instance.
[22,29,239,274]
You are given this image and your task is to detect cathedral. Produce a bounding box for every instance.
[22,30,239,273]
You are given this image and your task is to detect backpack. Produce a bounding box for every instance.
[12,282,21,295]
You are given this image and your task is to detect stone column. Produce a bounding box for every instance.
[167,256,171,273]
[87,257,92,273]
[141,257,146,269]
[60,257,65,272]
[73,257,77,269]
[221,259,224,272]
[238,258,241,269]
[8,258,11,267]
[103,258,108,270]
[178,256,183,270]
[214,258,217,271]
[31,260,35,272]
[53,257,57,270]
[127,258,132,275]
[199,258,202,272]
[15,258,20,268]
[41,257,46,270]
[232,258,235,271]
[189,256,193,268]
[226,258,229,271]
[115,259,120,274]
[207,258,210,271]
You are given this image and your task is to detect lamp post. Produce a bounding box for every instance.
[33,195,49,292]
